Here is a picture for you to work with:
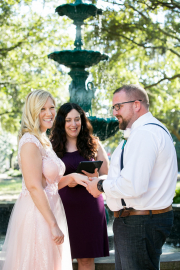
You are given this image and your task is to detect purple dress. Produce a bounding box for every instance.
[59,151,109,259]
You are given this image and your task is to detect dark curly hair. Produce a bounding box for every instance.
[50,103,98,160]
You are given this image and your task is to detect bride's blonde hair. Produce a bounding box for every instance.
[18,90,56,147]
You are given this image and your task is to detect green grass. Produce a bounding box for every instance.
[0,178,22,193]
[0,178,22,203]
[0,170,22,202]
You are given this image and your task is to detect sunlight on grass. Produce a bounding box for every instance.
[0,177,22,203]
[0,178,22,194]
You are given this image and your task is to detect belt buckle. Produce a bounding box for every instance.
[119,207,130,217]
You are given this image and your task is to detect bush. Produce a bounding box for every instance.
[173,182,180,203]
[7,169,22,177]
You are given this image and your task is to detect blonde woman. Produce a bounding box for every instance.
[1,90,89,270]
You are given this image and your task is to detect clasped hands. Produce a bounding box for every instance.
[69,169,102,198]
[82,169,102,198]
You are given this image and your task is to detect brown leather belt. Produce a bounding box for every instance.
[114,205,172,218]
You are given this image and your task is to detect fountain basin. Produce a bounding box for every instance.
[89,116,119,141]
[55,2,102,23]
[48,50,108,68]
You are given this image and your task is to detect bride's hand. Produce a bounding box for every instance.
[50,224,64,245]
[68,180,77,188]
[71,173,90,187]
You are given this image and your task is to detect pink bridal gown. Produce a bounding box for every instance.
[1,133,72,270]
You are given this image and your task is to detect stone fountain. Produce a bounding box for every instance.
[48,0,119,140]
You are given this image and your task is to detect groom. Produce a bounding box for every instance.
[87,84,177,270]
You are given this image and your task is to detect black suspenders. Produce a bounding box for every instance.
[120,123,173,208]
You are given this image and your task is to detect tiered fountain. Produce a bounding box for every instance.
[48,0,119,140]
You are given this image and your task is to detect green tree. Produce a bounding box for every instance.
[82,1,179,150]
[0,0,73,133]
[68,0,179,169]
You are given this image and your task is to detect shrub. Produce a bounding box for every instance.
[173,182,180,204]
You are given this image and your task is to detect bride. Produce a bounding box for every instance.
[1,90,89,270]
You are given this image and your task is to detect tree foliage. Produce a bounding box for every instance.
[1,0,180,167]
[84,0,180,143]
[0,0,73,133]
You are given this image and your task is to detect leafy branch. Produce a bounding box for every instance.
[145,74,180,89]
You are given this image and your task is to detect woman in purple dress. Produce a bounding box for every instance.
[51,103,109,270]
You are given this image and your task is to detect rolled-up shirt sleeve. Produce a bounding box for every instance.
[103,129,159,200]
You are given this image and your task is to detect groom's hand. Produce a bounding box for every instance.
[86,177,102,198]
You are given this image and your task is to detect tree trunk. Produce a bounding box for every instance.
[9,150,14,168]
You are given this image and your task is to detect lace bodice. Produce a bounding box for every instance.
[18,133,65,196]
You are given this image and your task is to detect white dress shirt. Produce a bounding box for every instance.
[103,112,178,211]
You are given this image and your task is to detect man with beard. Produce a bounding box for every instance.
[86,84,177,270]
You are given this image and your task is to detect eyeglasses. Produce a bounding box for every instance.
[111,100,142,111]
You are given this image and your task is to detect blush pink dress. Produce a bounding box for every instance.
[1,133,72,270]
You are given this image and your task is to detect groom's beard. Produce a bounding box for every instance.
[116,115,131,131]
[119,118,128,130]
